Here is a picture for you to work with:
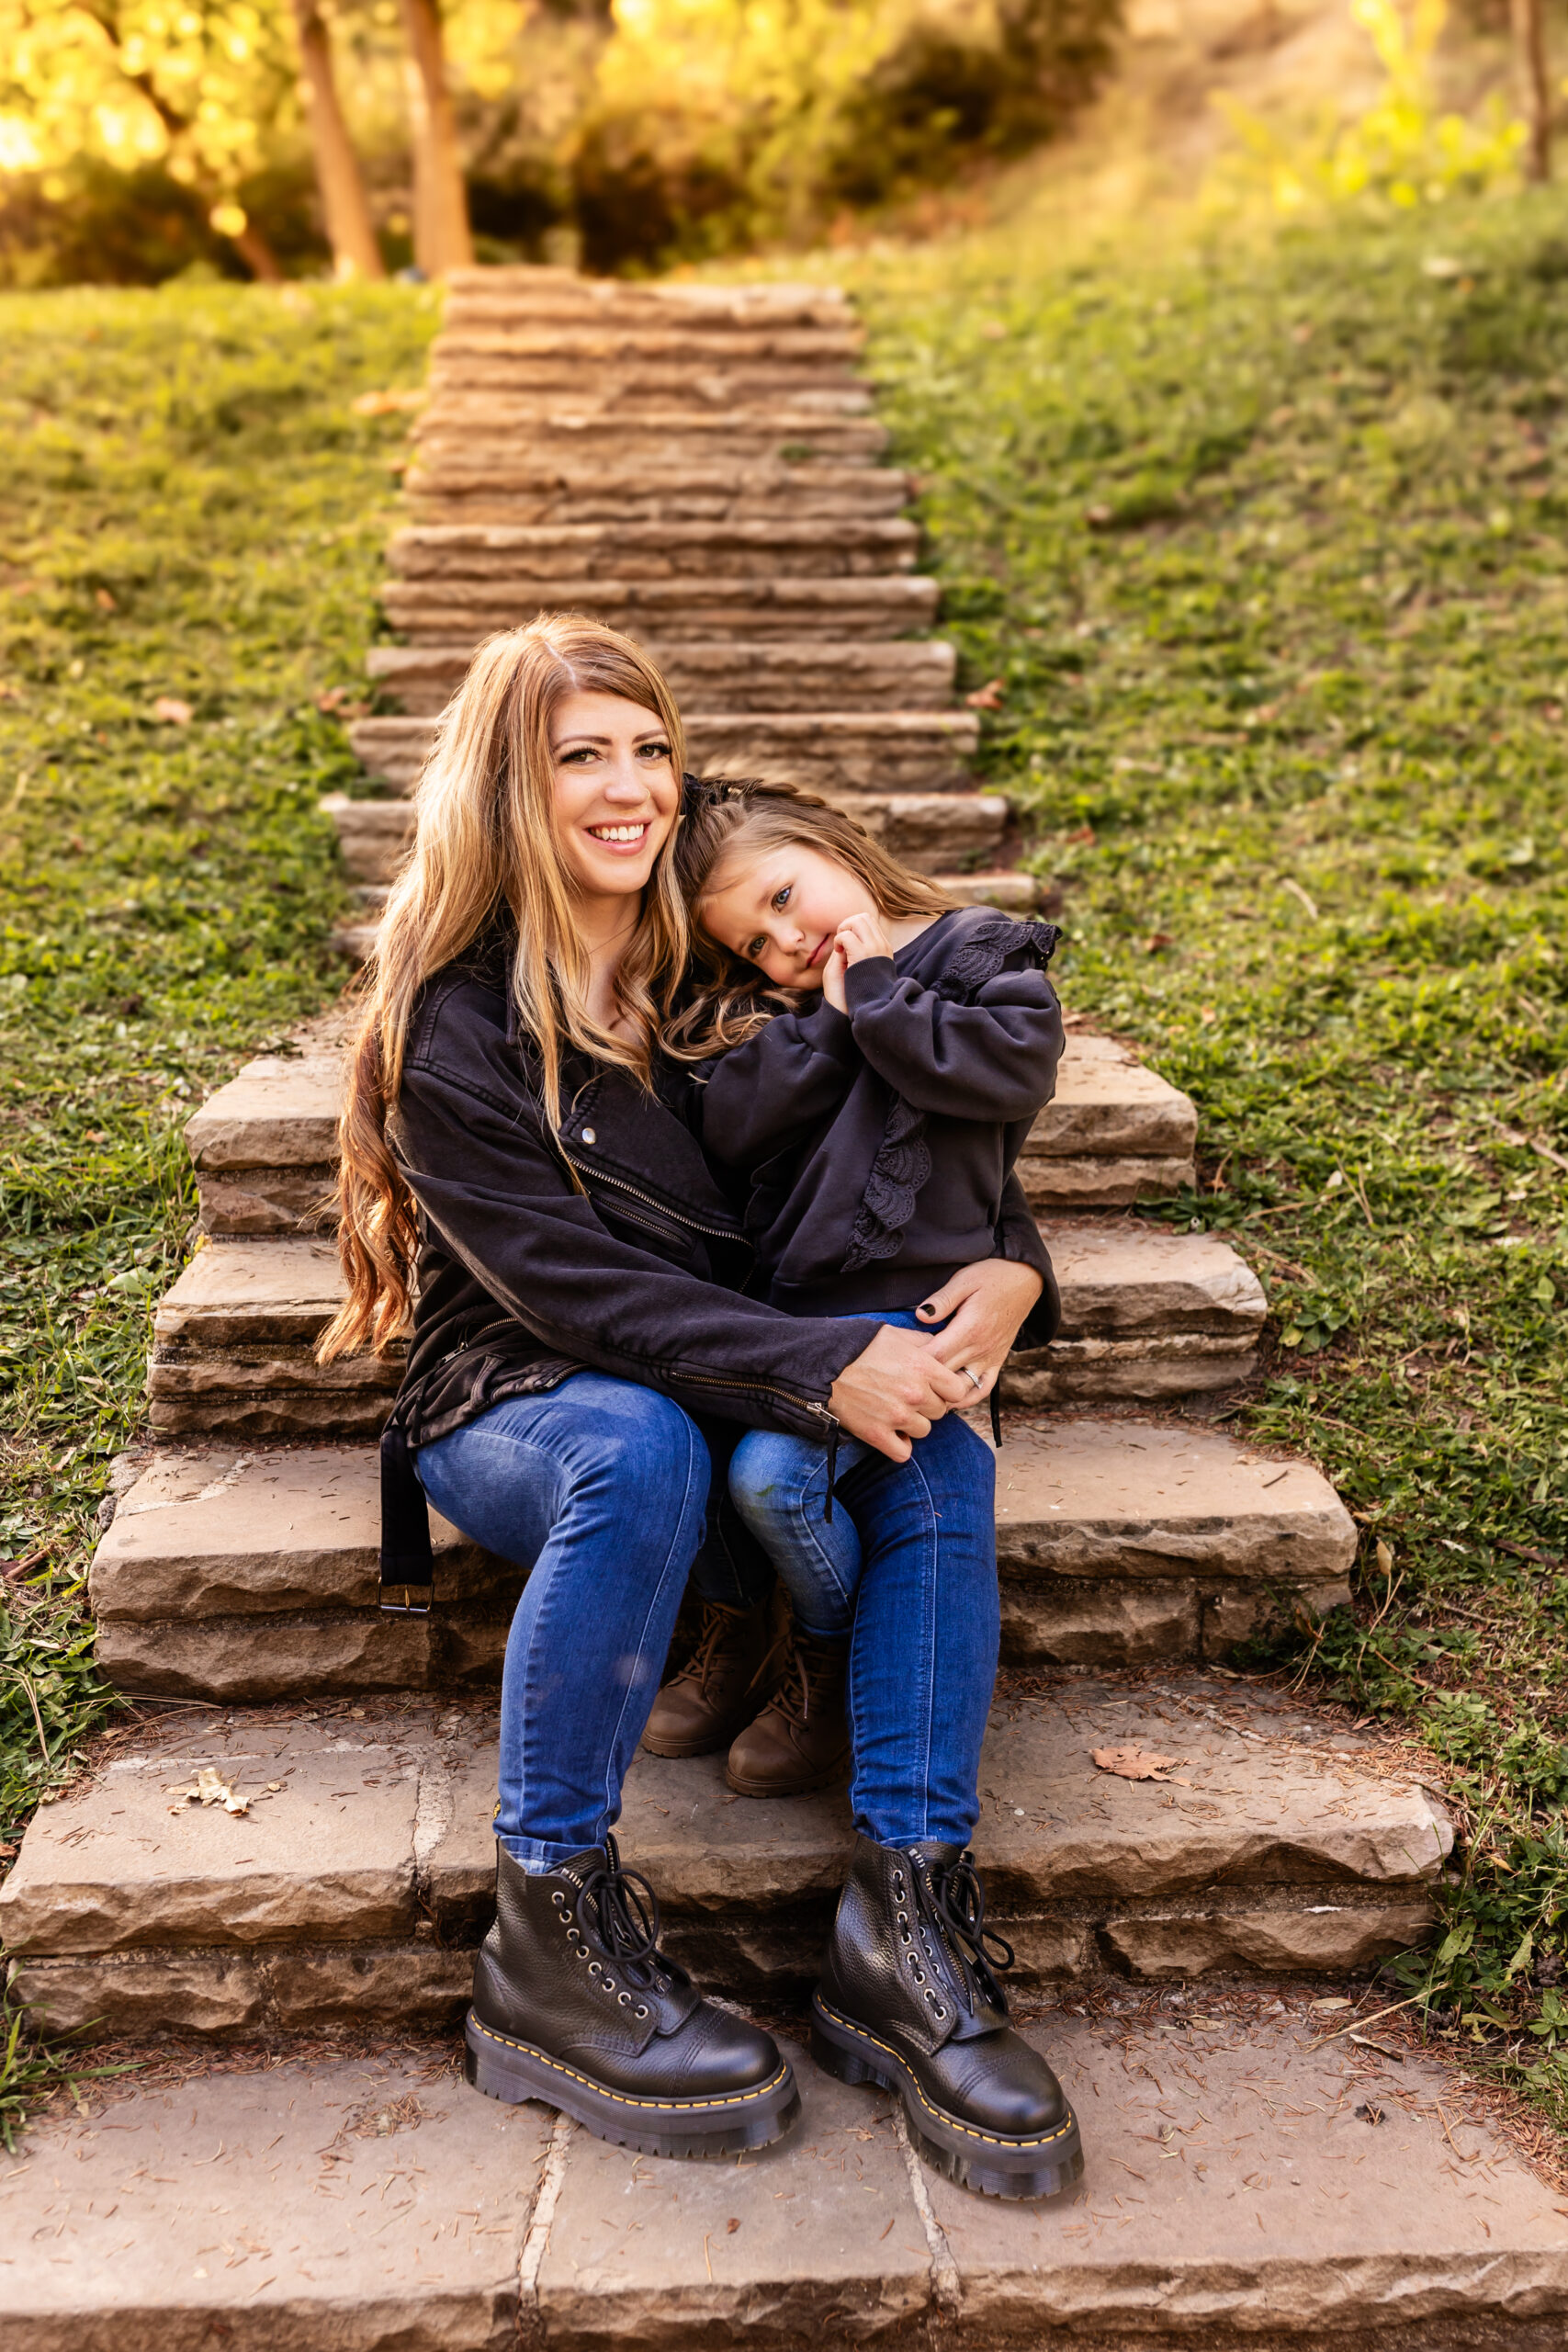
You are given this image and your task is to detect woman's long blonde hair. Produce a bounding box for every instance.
[663,779,953,1058]
[319,614,689,1363]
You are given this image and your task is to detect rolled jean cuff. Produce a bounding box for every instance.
[498,1830,599,1873]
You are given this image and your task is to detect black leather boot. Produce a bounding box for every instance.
[811,1836,1082,2200]
[466,1835,800,2157]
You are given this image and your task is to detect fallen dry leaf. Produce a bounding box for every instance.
[95,586,117,612]
[152,695,193,725]
[352,388,424,416]
[1091,1746,1192,1786]
[166,1766,250,1815]
[964,678,1006,710]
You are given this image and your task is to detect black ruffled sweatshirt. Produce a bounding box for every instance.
[694,907,1065,1319]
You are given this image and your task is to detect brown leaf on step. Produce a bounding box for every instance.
[352,389,425,416]
[0,1841,17,1859]
[964,678,1006,710]
[165,1766,250,1815]
[315,686,369,718]
[95,587,118,612]
[152,695,193,725]
[1091,1746,1191,1785]
[726,2216,740,2233]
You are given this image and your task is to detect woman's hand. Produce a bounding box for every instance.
[829,1323,974,1462]
[914,1257,1044,1403]
[822,910,894,1015]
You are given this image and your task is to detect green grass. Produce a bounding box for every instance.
[852,198,1568,2109]
[0,281,439,1856]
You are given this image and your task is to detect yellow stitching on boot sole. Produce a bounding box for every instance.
[468,2015,792,2113]
[816,1997,1079,2153]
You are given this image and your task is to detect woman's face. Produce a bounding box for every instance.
[550,690,680,907]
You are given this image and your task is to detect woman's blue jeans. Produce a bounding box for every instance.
[415,1368,998,1871]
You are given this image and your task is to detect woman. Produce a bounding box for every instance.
[321,615,1083,2201]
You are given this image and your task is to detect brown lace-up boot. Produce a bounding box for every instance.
[640,1599,775,1758]
[726,1623,852,1798]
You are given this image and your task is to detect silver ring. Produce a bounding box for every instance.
[962,1367,983,1390]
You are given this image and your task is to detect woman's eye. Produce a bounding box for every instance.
[637,741,671,762]
[559,746,597,765]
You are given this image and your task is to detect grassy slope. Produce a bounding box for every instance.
[853,198,1568,2097]
[0,282,437,1861]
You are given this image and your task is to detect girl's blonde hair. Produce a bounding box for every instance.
[320,613,689,1363]
[664,778,953,1057]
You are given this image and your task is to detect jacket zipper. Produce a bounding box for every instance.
[559,1148,742,1245]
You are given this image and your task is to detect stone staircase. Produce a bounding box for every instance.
[8,266,1563,2348]
[327,267,1032,922]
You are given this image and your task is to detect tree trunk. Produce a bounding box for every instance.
[399,0,474,275]
[1512,0,1552,183]
[291,0,387,279]
[231,219,287,281]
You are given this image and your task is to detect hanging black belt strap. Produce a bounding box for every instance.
[379,1419,434,1614]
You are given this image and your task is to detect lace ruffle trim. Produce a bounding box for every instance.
[937,913,1061,1000]
[841,1091,931,1272]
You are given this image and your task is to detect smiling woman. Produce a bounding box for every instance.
[313,612,1078,2196]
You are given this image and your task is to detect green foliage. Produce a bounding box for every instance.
[0,1984,139,2152]
[0,277,439,1855]
[851,194,1568,2088]
[1213,0,1525,215]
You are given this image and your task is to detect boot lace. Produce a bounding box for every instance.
[678,1602,743,1697]
[930,1850,1015,2011]
[575,1834,665,1991]
[762,1627,839,1727]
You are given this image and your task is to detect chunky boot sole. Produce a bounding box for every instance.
[639,1722,750,1759]
[811,1997,1084,2202]
[465,2009,801,2158]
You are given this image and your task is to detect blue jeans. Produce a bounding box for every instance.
[728,1307,931,1639]
[416,1365,999,1865]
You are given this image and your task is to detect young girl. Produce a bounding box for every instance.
[660,778,1064,1800]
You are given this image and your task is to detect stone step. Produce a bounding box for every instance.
[430,359,865,404]
[422,387,875,431]
[6,2018,1564,2350]
[186,1026,1190,1238]
[1,1670,1450,2036]
[413,413,889,466]
[405,457,910,526]
[349,709,976,798]
[380,572,938,644]
[87,1417,1355,1702]
[143,1219,1263,1440]
[367,637,957,716]
[385,519,919,582]
[433,323,863,365]
[443,269,854,330]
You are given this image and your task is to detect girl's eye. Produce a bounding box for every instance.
[745,936,767,961]
[770,885,792,911]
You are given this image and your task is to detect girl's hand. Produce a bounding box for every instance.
[915,1257,1044,1404]
[822,937,849,1013]
[834,910,895,966]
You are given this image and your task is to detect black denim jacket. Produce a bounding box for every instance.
[376,933,1058,1604]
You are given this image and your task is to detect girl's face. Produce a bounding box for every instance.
[701,841,874,989]
[550,690,680,907]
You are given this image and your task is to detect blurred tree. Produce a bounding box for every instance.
[289,0,385,273]
[0,0,297,274]
[400,0,473,269]
[1510,0,1551,180]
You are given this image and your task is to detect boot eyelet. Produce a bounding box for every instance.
[635,2005,649,2018]
[550,1891,567,1908]
[604,1977,615,1992]
[577,1946,592,1962]
[933,2004,946,2018]
[617,1992,631,2007]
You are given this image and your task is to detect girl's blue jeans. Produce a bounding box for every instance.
[728,1306,939,1641]
[414,1362,998,1869]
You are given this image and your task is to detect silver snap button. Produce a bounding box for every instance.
[581,1126,596,1145]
